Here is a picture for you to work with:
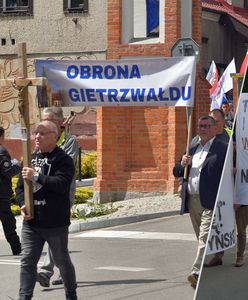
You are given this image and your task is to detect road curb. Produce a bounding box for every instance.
[69,210,180,233]
[76,178,95,187]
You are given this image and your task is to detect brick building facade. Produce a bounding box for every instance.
[2,1,241,203]
[93,0,211,203]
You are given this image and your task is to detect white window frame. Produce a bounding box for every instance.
[121,0,165,44]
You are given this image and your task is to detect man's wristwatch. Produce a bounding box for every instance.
[32,172,39,182]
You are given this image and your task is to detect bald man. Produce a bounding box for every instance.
[16,121,77,300]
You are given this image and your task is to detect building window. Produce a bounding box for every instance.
[63,0,88,13]
[244,0,248,8]
[122,0,164,44]
[146,0,159,37]
[0,0,32,14]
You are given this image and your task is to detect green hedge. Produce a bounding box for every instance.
[76,151,97,179]
[11,177,18,204]
[74,187,94,204]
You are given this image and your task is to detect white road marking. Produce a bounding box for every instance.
[95,266,154,272]
[74,230,196,241]
[0,259,21,266]
[0,259,43,266]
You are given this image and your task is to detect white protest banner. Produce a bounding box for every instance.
[235,92,248,204]
[35,57,196,107]
[206,140,236,254]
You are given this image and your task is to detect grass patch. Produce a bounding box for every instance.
[71,201,123,220]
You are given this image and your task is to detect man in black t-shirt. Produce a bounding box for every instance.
[16,121,77,300]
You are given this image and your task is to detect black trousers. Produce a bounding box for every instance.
[0,198,21,251]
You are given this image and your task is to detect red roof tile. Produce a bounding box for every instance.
[202,0,248,27]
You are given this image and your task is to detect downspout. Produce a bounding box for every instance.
[181,0,192,39]
[181,0,193,128]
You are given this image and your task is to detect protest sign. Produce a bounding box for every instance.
[235,92,248,204]
[35,57,196,107]
[206,141,236,254]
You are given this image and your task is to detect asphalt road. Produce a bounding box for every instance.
[0,215,197,300]
[196,246,248,300]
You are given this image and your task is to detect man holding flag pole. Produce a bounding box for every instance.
[173,115,228,289]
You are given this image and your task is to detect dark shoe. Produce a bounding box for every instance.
[66,291,77,300]
[11,244,22,255]
[235,256,244,267]
[52,277,63,285]
[187,273,198,289]
[204,256,222,267]
[37,272,50,287]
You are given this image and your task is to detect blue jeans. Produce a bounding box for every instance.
[18,223,77,300]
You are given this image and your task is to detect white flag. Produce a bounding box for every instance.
[219,58,236,93]
[210,85,224,109]
[210,58,236,108]
[206,60,218,86]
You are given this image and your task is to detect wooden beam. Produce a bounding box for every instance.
[232,73,244,112]
[17,43,34,219]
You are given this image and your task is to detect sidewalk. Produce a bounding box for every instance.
[10,193,181,237]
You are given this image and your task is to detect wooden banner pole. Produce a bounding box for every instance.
[232,73,244,113]
[184,106,193,180]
